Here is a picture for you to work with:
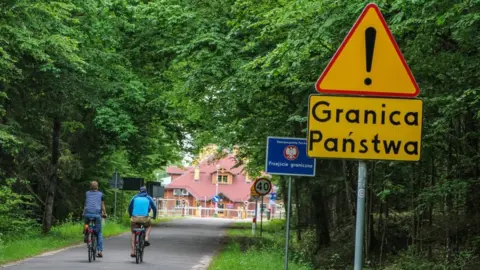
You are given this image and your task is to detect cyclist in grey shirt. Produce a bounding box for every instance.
[83,181,107,257]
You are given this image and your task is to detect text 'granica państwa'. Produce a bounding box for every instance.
[308,100,422,157]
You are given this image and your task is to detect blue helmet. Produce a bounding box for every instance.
[139,186,147,193]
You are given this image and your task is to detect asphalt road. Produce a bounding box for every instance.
[3,217,234,270]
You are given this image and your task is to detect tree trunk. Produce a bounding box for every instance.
[295,178,302,241]
[311,184,331,249]
[427,155,435,260]
[466,112,480,232]
[41,117,61,234]
[366,161,377,258]
[343,160,354,217]
[445,131,454,262]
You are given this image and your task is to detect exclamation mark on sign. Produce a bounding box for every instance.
[364,27,377,86]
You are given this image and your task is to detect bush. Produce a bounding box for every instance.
[0,178,37,239]
[382,246,477,270]
[264,219,285,231]
[210,221,313,270]
[294,228,317,265]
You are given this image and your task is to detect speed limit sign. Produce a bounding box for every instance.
[254,178,272,195]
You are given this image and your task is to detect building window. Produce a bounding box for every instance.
[175,200,182,208]
[218,203,225,214]
[173,188,189,196]
[217,175,228,184]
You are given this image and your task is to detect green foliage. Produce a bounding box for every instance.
[0,0,478,268]
[293,228,317,264]
[381,245,477,270]
[137,0,479,268]
[0,179,36,237]
[210,221,312,270]
[0,0,183,235]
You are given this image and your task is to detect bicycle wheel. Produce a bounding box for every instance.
[88,233,92,262]
[135,234,140,264]
[92,235,97,261]
[140,232,145,262]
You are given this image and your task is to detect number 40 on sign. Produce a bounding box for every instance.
[254,178,272,196]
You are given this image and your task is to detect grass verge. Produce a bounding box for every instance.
[0,220,128,265]
[0,215,178,265]
[208,220,312,270]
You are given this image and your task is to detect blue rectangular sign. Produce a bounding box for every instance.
[265,137,316,177]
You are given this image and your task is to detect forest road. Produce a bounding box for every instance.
[3,217,233,270]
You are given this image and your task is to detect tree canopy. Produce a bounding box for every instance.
[0,0,479,268]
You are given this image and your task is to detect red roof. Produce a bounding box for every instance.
[166,166,189,175]
[165,154,254,202]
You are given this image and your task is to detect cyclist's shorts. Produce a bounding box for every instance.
[130,216,151,231]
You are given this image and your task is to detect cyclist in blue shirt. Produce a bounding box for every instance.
[83,181,107,258]
[128,186,157,257]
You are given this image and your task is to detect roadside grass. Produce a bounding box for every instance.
[209,220,312,270]
[0,220,128,265]
[0,215,178,265]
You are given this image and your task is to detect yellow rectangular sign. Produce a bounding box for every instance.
[307,95,423,161]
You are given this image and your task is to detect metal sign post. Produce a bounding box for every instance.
[114,170,118,218]
[252,178,272,237]
[120,190,124,220]
[354,161,367,269]
[109,170,122,220]
[260,195,264,237]
[253,198,258,236]
[284,176,293,270]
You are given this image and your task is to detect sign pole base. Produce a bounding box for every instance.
[354,161,367,270]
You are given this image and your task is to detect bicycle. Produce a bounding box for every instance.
[84,218,97,262]
[133,223,146,264]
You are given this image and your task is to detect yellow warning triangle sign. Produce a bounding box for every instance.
[316,3,420,98]
[250,184,259,196]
